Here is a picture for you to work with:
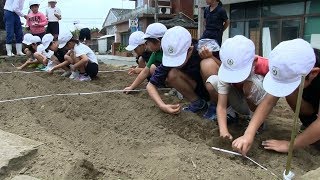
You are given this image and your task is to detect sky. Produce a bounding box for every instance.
[21,0,135,32]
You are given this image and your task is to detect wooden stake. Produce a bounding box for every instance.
[285,75,306,175]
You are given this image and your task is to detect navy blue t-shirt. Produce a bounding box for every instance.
[202,5,228,45]
[204,5,228,31]
[149,47,209,100]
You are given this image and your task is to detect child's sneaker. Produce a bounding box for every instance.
[182,99,207,113]
[69,71,79,79]
[203,103,217,120]
[61,71,72,77]
[75,74,91,81]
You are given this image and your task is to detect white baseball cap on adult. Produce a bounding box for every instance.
[218,35,255,83]
[263,39,316,97]
[161,26,191,67]
[142,23,167,39]
[48,0,57,2]
[42,34,54,49]
[58,31,73,48]
[126,31,146,51]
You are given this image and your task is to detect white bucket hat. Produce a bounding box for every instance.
[58,31,73,48]
[218,35,255,83]
[263,39,316,97]
[126,31,146,51]
[161,26,191,67]
[22,33,34,45]
[143,23,167,39]
[42,34,54,49]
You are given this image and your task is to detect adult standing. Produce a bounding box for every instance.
[201,0,229,46]
[4,0,27,56]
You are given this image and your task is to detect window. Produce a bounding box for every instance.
[306,0,320,14]
[304,17,320,42]
[137,0,144,8]
[262,0,304,17]
[230,5,245,20]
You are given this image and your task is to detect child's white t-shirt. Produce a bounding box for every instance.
[74,43,98,64]
[37,45,54,59]
[46,7,61,22]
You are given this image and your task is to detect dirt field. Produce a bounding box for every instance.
[0,59,319,180]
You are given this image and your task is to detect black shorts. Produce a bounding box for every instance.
[54,48,67,63]
[85,61,98,78]
[32,32,46,39]
[299,113,318,127]
[79,28,91,41]
[46,22,59,35]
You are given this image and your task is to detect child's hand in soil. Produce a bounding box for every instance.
[160,104,181,115]
[262,140,289,153]
[232,134,254,156]
[220,131,233,141]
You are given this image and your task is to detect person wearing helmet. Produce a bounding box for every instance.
[46,0,61,40]
[123,23,167,94]
[4,0,28,56]
[26,0,48,39]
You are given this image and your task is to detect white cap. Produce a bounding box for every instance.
[58,31,73,48]
[29,0,40,6]
[161,26,191,67]
[22,33,34,45]
[126,31,146,51]
[48,0,57,2]
[32,36,41,44]
[143,23,167,39]
[42,34,54,49]
[218,35,255,83]
[263,39,316,97]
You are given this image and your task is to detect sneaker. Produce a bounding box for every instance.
[75,74,91,81]
[203,103,217,120]
[61,71,72,77]
[69,71,80,79]
[182,99,207,113]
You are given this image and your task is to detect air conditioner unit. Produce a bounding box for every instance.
[158,6,171,14]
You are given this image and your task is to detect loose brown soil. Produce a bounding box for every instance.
[0,59,319,179]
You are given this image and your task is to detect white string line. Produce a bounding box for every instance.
[211,147,280,179]
[0,88,171,104]
[0,69,130,74]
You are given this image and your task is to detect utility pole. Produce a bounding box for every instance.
[198,0,206,39]
[154,0,159,22]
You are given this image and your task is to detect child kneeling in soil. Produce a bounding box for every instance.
[147,26,209,114]
[55,31,99,81]
[123,23,167,93]
[206,35,268,140]
[232,39,320,155]
[125,31,152,75]
[44,32,71,77]
[17,34,47,70]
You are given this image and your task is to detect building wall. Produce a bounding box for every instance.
[172,0,194,19]
[103,12,117,27]
[115,21,130,42]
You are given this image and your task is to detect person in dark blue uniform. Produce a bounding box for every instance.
[201,0,229,46]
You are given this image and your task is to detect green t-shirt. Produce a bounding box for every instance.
[146,50,163,68]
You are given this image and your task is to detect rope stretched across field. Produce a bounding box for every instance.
[0,88,171,104]
[0,69,130,74]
